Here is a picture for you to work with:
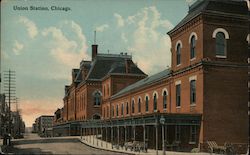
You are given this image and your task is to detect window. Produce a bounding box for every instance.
[163,91,167,109]
[107,106,109,117]
[190,126,197,143]
[153,94,157,111]
[190,80,196,104]
[145,96,149,112]
[121,104,124,116]
[176,84,181,107]
[103,107,105,118]
[175,125,181,142]
[103,85,105,96]
[216,32,226,57]
[132,100,135,114]
[138,98,141,113]
[112,106,114,117]
[126,102,129,115]
[190,35,196,59]
[116,105,119,116]
[94,91,101,106]
[177,44,181,65]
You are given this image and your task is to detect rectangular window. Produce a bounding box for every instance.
[116,105,119,116]
[189,126,197,144]
[176,84,181,107]
[175,125,181,142]
[190,80,196,104]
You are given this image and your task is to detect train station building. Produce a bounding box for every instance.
[53,0,249,153]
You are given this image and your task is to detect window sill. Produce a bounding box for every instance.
[176,106,181,109]
[190,103,196,107]
[176,64,181,67]
[190,57,196,61]
[154,110,158,112]
[189,142,196,145]
[94,105,101,108]
[216,55,226,58]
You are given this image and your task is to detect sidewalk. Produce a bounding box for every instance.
[78,135,210,155]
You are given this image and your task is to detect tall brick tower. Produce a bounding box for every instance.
[168,0,249,151]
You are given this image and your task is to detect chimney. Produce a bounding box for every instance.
[125,59,131,73]
[92,44,98,61]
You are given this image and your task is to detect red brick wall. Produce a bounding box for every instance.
[171,17,204,72]
[203,16,248,62]
[203,66,248,145]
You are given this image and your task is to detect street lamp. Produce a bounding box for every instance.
[160,116,166,155]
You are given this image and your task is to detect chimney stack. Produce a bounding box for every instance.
[92,44,98,61]
[125,59,131,73]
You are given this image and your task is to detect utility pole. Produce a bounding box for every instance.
[3,70,16,136]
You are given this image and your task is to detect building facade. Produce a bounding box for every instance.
[53,0,249,153]
[34,115,54,137]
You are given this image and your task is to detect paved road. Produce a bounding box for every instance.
[6,133,125,154]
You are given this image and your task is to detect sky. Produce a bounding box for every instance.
[1,0,196,127]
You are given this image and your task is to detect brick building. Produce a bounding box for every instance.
[34,115,54,136]
[53,0,249,153]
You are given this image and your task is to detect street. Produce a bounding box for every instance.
[6,133,125,154]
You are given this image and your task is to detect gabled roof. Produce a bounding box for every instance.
[112,69,171,99]
[168,0,249,35]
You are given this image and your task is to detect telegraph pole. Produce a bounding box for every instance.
[3,70,16,136]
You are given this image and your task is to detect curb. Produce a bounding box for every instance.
[78,138,135,155]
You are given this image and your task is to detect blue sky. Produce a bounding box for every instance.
[1,0,195,126]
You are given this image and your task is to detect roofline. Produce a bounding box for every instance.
[111,71,172,100]
[101,73,147,81]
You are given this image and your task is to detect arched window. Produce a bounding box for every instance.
[216,32,226,57]
[116,104,119,116]
[177,43,181,65]
[153,94,157,111]
[131,100,135,114]
[121,104,124,116]
[163,91,167,109]
[126,102,129,115]
[145,96,149,112]
[190,35,196,59]
[138,98,141,113]
[93,91,101,106]
[107,106,109,118]
[93,114,101,119]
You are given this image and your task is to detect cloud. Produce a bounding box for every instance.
[12,40,24,55]
[114,13,125,27]
[42,20,89,68]
[186,0,196,5]
[121,32,128,43]
[96,24,109,32]
[114,6,173,75]
[18,16,38,39]
[19,98,61,127]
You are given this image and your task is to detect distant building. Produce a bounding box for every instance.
[11,111,25,138]
[35,115,54,136]
[0,94,7,137]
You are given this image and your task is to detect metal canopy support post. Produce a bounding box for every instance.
[124,126,127,145]
[143,125,146,152]
[96,128,98,146]
[162,124,165,155]
[93,128,94,145]
[117,126,120,149]
[106,127,108,148]
[156,124,158,155]
[111,127,113,149]
[101,126,103,147]
[133,125,136,141]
